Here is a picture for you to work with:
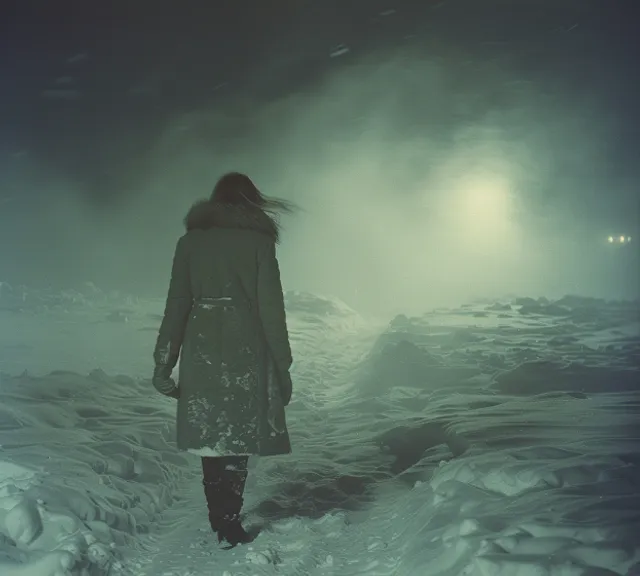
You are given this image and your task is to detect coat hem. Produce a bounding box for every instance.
[184,447,252,457]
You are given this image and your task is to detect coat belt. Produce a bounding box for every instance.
[194,296,252,310]
[195,297,234,305]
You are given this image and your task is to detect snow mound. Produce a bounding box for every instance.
[514,294,638,328]
[1,287,639,575]
[285,291,361,321]
[359,338,480,395]
[0,281,140,315]
[494,359,639,395]
[0,370,193,575]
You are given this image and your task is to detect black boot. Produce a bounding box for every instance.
[201,457,254,548]
[202,478,225,533]
[217,493,254,548]
[217,463,254,548]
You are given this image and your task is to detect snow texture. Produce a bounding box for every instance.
[0,284,639,575]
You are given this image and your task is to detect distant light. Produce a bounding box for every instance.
[608,236,614,243]
[620,236,626,243]
[453,174,514,244]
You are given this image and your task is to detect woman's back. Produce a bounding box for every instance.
[153,175,294,458]
[183,202,278,306]
[152,172,295,546]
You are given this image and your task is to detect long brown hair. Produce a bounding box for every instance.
[211,172,297,217]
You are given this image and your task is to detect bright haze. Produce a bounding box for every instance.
[1,0,637,316]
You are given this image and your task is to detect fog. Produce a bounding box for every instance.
[1,44,637,317]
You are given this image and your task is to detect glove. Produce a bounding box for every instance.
[266,360,289,433]
[152,365,180,399]
[164,385,180,400]
[278,369,292,407]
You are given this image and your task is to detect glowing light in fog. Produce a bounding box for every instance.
[451,173,515,249]
[608,235,631,244]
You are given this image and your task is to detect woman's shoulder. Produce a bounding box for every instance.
[183,200,278,242]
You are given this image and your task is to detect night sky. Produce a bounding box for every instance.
[0,0,638,307]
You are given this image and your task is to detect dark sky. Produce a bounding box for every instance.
[1,0,637,204]
[0,1,638,305]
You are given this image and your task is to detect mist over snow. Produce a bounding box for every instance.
[1,44,638,317]
[0,286,639,575]
[1,2,639,575]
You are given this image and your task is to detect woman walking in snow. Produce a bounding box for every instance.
[152,172,295,547]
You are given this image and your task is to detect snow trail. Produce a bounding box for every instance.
[0,287,639,575]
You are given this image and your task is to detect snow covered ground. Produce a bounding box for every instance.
[0,283,639,575]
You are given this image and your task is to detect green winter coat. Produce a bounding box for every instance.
[153,201,293,457]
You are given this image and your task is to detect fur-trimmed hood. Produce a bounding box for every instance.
[184,200,279,242]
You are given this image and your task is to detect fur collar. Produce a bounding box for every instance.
[184,200,279,242]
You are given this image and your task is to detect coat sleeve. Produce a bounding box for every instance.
[153,236,193,371]
[256,241,293,377]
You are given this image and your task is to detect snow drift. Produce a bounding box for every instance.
[0,287,639,575]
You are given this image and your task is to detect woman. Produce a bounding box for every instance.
[152,172,295,548]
